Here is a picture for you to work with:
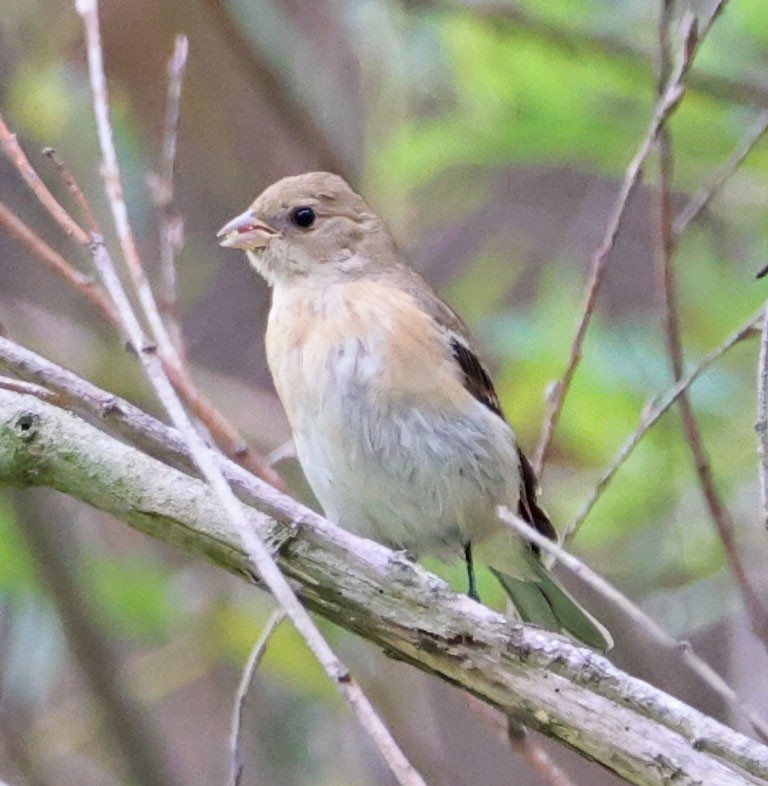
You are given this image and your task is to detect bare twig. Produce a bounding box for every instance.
[497,506,768,743]
[532,14,697,474]
[0,112,284,489]
[757,304,768,529]
[674,109,768,237]
[0,375,59,402]
[654,2,768,650]
[507,728,577,786]
[149,34,188,357]
[74,3,426,784]
[568,310,761,537]
[531,5,738,475]
[43,147,101,234]
[228,609,286,786]
[77,0,177,354]
[158,339,287,486]
[0,335,291,521]
[0,200,117,324]
[0,116,89,246]
[158,36,187,200]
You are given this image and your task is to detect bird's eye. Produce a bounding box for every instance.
[290,206,316,228]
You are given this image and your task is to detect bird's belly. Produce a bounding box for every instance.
[292,392,521,556]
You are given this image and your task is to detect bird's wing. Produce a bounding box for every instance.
[405,267,557,543]
[447,334,504,418]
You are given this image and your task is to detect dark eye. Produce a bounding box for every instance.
[290,206,316,228]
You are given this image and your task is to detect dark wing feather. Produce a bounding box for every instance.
[516,448,557,542]
[448,335,556,544]
[449,337,503,418]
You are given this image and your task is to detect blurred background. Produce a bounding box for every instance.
[1,0,768,784]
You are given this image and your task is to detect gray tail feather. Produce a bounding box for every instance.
[492,565,613,652]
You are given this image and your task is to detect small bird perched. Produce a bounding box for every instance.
[218,172,611,651]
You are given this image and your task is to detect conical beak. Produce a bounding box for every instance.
[217,209,280,250]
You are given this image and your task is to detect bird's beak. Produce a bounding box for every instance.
[217,210,280,250]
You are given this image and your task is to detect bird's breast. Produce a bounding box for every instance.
[265,279,471,425]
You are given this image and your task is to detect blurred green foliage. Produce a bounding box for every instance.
[0,493,38,594]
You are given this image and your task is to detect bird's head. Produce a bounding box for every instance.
[218,172,395,286]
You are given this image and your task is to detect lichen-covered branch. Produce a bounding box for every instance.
[0,389,766,786]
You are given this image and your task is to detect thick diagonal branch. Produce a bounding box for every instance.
[0,389,766,786]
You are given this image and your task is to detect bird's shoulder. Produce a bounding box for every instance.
[379,265,504,418]
[267,265,496,414]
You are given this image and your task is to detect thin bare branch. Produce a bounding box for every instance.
[0,375,59,403]
[148,34,189,357]
[74,4,426,784]
[532,13,696,474]
[77,0,175,352]
[0,116,89,246]
[654,1,768,650]
[568,310,761,537]
[0,108,283,487]
[228,609,286,786]
[43,147,101,235]
[497,506,768,744]
[159,35,188,192]
[0,200,117,324]
[532,3,737,475]
[161,361,286,488]
[507,728,578,786]
[675,109,768,237]
[757,304,768,529]
[20,48,280,489]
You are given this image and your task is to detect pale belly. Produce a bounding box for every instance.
[291,392,522,558]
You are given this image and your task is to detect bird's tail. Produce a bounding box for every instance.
[491,559,613,652]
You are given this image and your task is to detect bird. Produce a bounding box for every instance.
[218,172,612,651]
